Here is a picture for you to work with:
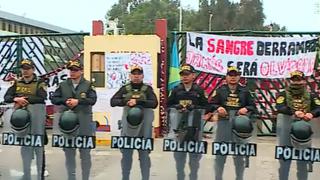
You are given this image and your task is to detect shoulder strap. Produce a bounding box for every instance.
[125,84,132,92]
[176,83,184,91]
[81,80,91,92]
[140,84,148,92]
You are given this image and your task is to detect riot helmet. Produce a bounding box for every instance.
[59,110,79,134]
[126,106,144,127]
[232,115,253,142]
[290,120,313,149]
[10,108,31,132]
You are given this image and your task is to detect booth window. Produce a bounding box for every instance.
[91,52,105,87]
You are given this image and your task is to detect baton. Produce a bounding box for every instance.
[245,156,250,168]
[308,162,313,172]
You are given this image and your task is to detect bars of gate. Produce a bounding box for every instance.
[168,30,320,136]
[0,32,89,80]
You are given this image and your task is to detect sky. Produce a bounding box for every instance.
[0,0,319,33]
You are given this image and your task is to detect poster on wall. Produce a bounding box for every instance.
[91,52,154,135]
[105,52,153,89]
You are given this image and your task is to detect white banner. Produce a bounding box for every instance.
[45,69,69,105]
[105,53,153,89]
[0,69,69,105]
[0,80,12,103]
[186,32,318,78]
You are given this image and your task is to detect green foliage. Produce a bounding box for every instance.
[105,0,284,34]
[234,0,265,30]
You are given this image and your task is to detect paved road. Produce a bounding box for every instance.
[0,117,320,180]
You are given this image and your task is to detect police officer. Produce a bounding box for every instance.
[4,59,47,180]
[275,70,320,180]
[110,65,158,180]
[209,66,256,180]
[167,64,208,180]
[50,59,97,180]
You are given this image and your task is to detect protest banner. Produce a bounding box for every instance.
[187,32,318,78]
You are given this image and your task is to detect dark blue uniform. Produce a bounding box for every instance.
[167,83,208,180]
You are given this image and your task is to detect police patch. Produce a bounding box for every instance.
[314,98,320,105]
[276,96,285,104]
[179,100,192,107]
[80,92,87,98]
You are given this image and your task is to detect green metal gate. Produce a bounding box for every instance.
[0,32,89,80]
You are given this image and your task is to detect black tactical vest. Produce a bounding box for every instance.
[59,79,91,100]
[15,81,38,96]
[124,84,148,101]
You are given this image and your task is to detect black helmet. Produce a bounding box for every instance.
[232,115,253,140]
[10,108,30,132]
[290,120,313,149]
[126,106,144,126]
[59,110,79,134]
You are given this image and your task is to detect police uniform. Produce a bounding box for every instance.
[167,64,208,180]
[110,65,158,180]
[275,70,320,180]
[209,67,256,180]
[50,60,97,180]
[4,59,47,180]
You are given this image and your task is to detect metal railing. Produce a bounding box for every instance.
[0,32,89,80]
[168,30,320,136]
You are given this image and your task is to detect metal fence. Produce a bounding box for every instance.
[0,32,89,80]
[169,30,320,136]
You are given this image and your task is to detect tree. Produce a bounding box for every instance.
[263,23,287,32]
[211,0,234,30]
[192,0,211,31]
[105,0,283,33]
[107,0,179,34]
[234,0,265,30]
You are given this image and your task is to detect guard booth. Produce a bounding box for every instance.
[0,32,88,179]
[164,30,320,180]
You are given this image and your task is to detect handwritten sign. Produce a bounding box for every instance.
[105,53,153,89]
[187,32,318,78]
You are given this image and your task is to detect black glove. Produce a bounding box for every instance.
[186,104,195,111]
[174,104,184,110]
